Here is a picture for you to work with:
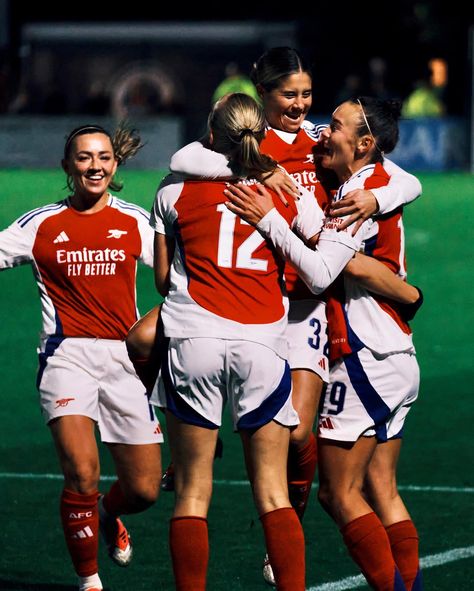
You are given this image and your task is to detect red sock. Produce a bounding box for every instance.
[287,432,318,521]
[60,488,99,577]
[102,480,129,516]
[169,516,208,591]
[342,512,404,591]
[130,356,160,394]
[386,520,421,591]
[260,507,306,591]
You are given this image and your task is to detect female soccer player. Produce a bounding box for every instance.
[225,96,423,591]
[150,92,328,590]
[166,46,422,585]
[0,124,163,591]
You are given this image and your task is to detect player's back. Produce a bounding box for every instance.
[170,179,296,324]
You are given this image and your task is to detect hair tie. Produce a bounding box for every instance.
[239,128,254,140]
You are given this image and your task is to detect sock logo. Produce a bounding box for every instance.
[72,526,94,539]
[69,511,93,519]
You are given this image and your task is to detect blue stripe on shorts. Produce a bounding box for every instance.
[36,335,65,389]
[237,361,292,431]
[343,352,390,441]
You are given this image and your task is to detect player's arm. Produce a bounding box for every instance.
[134,206,155,268]
[344,253,419,304]
[170,140,300,202]
[149,183,181,296]
[153,232,174,297]
[329,160,422,234]
[292,184,325,245]
[224,183,362,293]
[0,218,34,270]
[170,140,234,179]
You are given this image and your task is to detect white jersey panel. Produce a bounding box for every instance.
[326,166,415,356]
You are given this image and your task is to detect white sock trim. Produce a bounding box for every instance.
[78,572,102,590]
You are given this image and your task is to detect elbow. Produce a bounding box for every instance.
[304,271,334,294]
[154,273,170,298]
[413,177,422,198]
[343,259,368,281]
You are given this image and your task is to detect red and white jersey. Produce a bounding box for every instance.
[150,178,323,359]
[261,121,330,300]
[261,121,329,208]
[323,164,415,360]
[0,195,154,345]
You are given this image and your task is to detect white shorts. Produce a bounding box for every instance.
[154,337,299,431]
[318,347,419,442]
[38,338,163,445]
[287,299,329,382]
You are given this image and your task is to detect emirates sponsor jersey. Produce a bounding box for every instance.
[0,195,154,344]
[150,178,323,358]
[322,163,415,360]
[261,121,330,299]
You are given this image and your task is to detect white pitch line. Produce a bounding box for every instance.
[1,470,473,589]
[307,545,474,591]
[0,473,473,494]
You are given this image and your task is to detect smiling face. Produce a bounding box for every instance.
[320,101,371,181]
[260,71,312,133]
[63,132,118,210]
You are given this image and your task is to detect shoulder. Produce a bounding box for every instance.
[14,199,68,229]
[109,195,150,223]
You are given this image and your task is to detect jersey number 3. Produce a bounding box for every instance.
[216,205,268,271]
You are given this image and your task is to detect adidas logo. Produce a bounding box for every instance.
[319,417,335,430]
[318,358,327,370]
[72,526,94,539]
[53,231,70,243]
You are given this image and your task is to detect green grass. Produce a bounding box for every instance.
[0,170,473,590]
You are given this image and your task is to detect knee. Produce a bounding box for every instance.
[126,309,159,360]
[317,479,348,517]
[289,425,314,448]
[317,481,334,514]
[64,462,100,494]
[123,482,160,512]
[126,325,150,360]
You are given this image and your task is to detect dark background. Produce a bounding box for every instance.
[2,1,473,114]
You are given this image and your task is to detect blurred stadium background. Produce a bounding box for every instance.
[0,2,473,590]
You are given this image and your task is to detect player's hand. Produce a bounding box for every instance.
[224,183,275,226]
[257,167,300,206]
[329,189,379,235]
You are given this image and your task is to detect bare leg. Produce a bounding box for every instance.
[165,411,219,590]
[318,436,377,527]
[106,442,162,512]
[50,415,100,493]
[125,306,162,393]
[49,416,101,580]
[365,439,422,591]
[241,421,305,591]
[364,439,411,526]
[318,436,404,591]
[287,369,322,519]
